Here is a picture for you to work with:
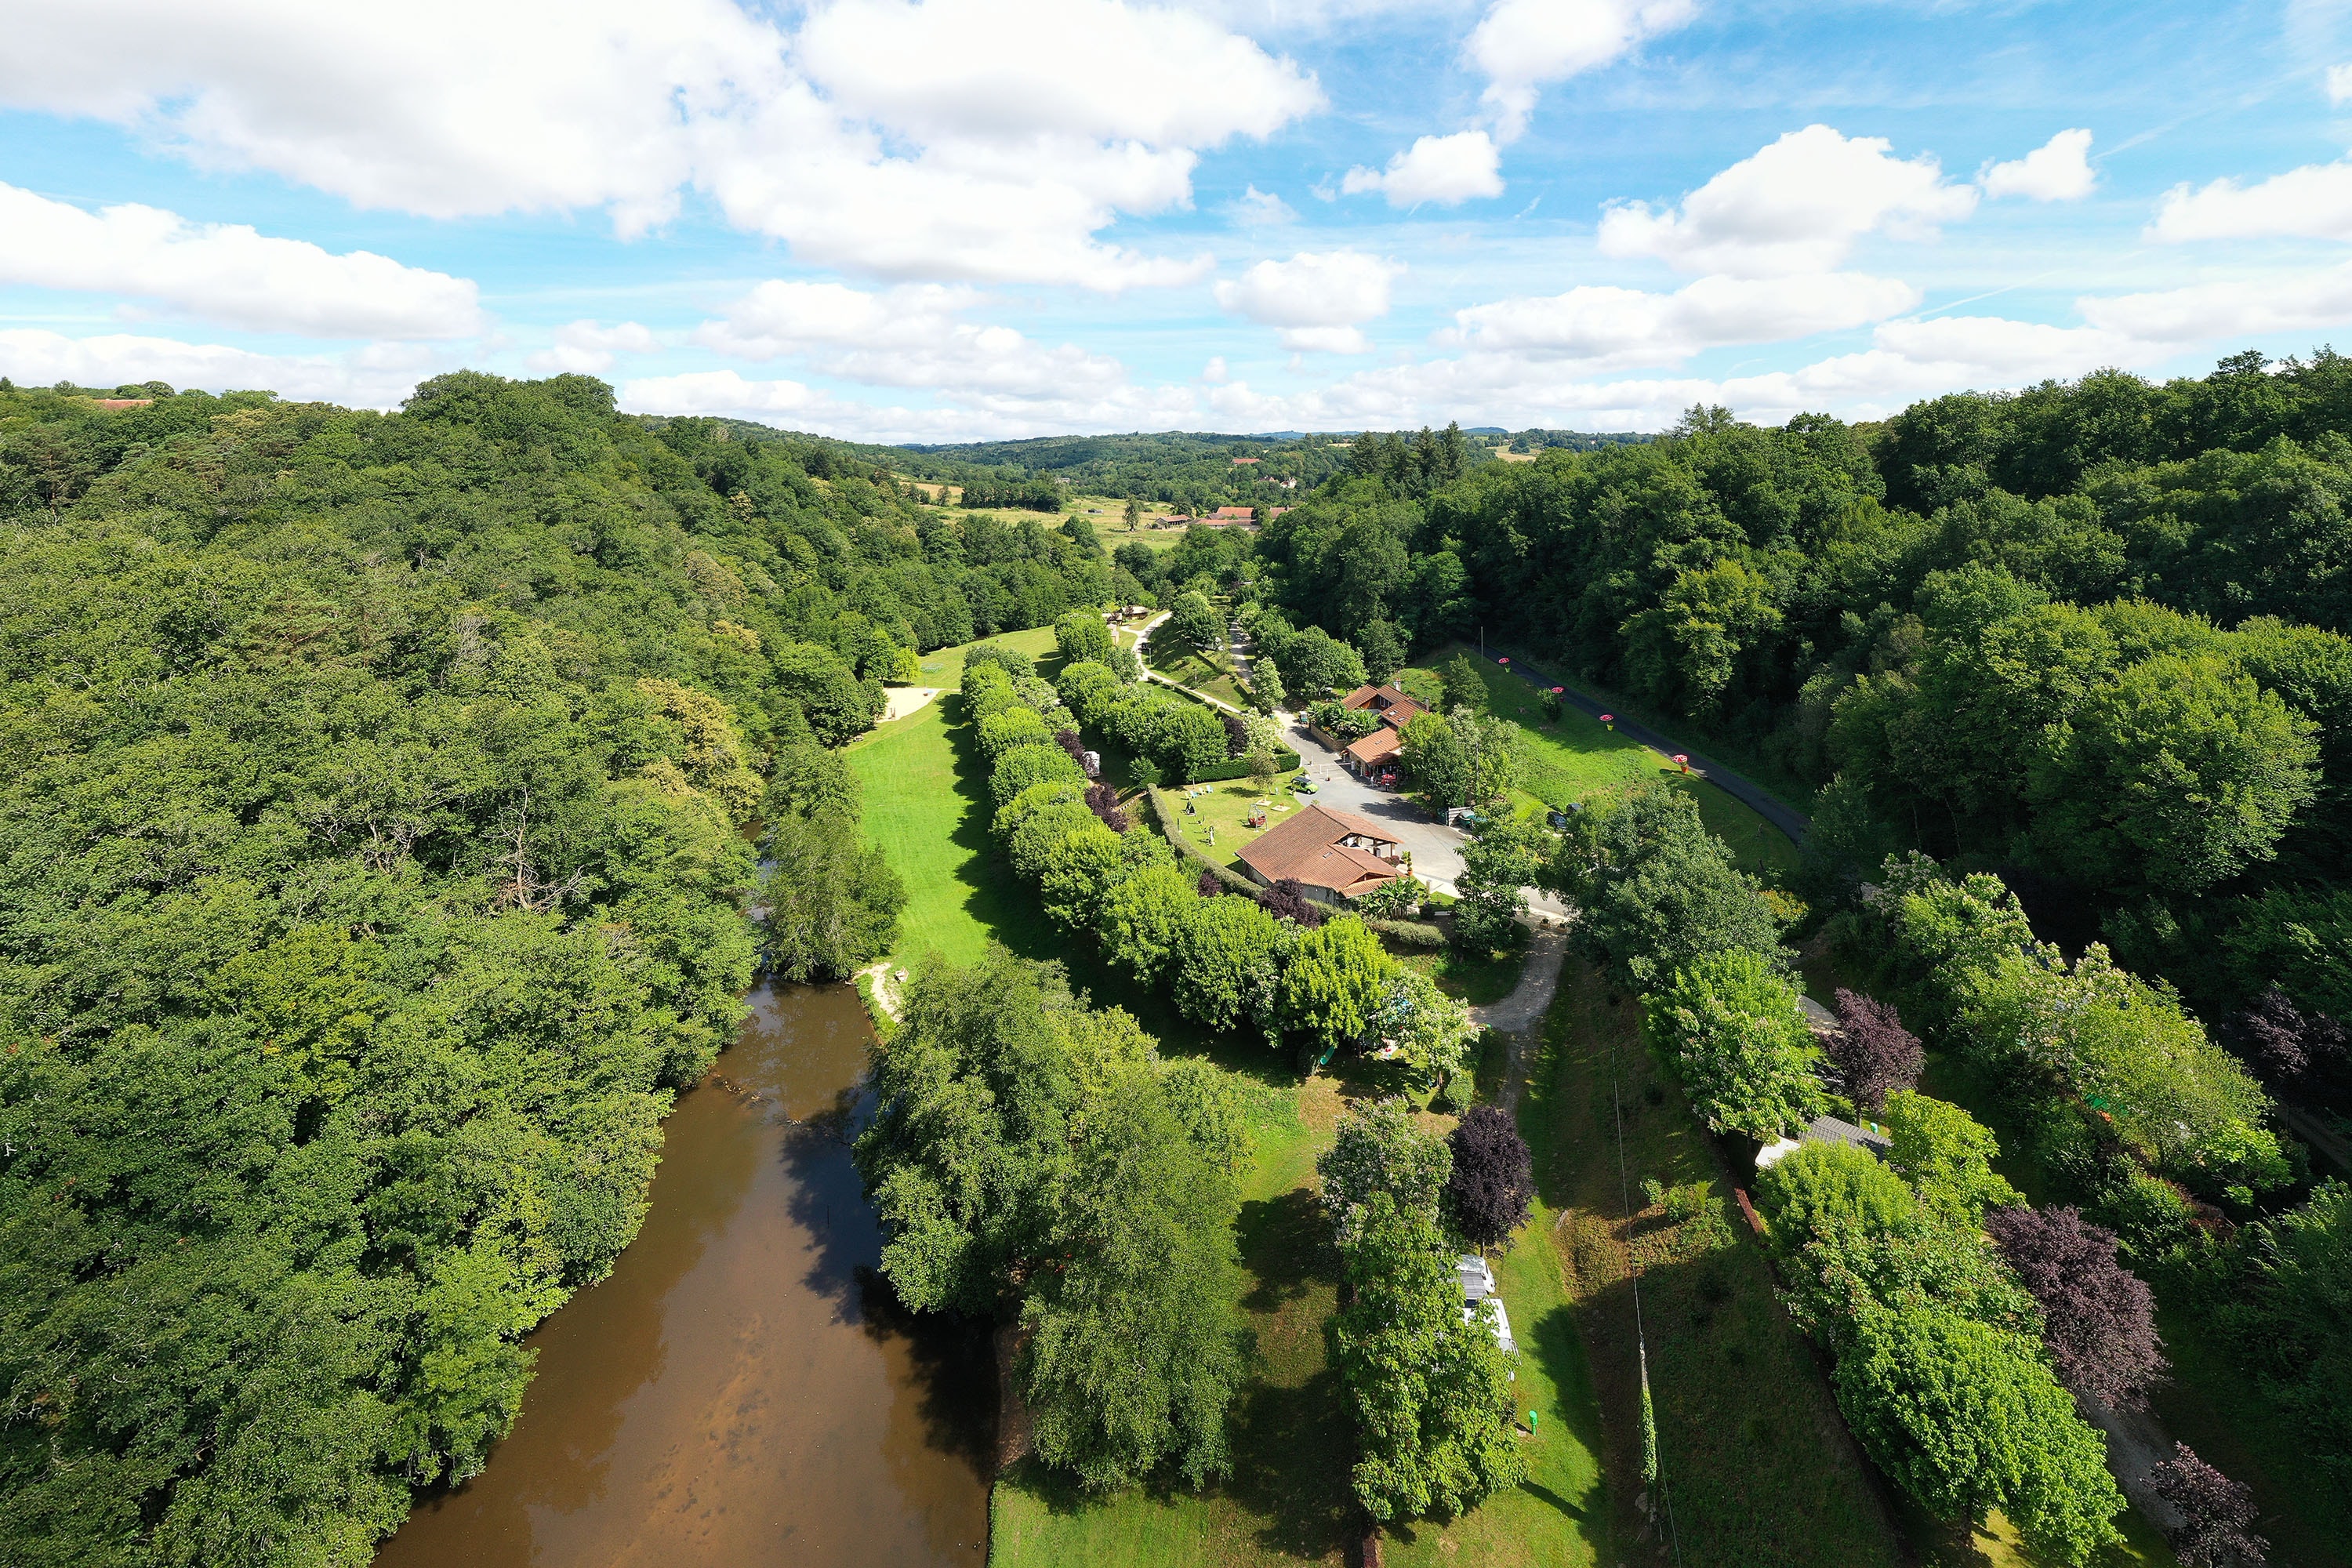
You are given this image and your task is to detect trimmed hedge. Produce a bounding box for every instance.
[1189,748,1302,783]
[1367,918,1446,949]
[1148,787,1262,895]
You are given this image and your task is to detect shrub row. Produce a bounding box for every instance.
[960,651,1479,1087]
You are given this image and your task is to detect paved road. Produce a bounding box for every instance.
[1483,645,1810,847]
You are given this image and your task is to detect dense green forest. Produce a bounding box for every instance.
[1250,347,2352,1520]
[0,372,1114,1566]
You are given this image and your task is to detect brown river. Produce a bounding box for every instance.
[375,982,994,1568]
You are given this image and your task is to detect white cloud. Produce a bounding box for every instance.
[0,182,480,338]
[1339,132,1504,208]
[2151,158,2352,241]
[619,366,1198,441]
[1467,0,1696,141]
[1202,356,1229,383]
[795,0,1321,147]
[1231,184,1298,224]
[2080,261,2352,343]
[1444,271,1919,370]
[1980,129,2096,201]
[0,0,1314,292]
[1599,125,1978,276]
[524,320,660,374]
[1214,251,1404,352]
[0,328,449,407]
[2330,63,2352,104]
[692,279,1128,394]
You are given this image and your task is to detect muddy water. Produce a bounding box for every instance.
[376,982,993,1568]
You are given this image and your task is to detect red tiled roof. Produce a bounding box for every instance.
[1344,727,1403,764]
[1236,803,1403,898]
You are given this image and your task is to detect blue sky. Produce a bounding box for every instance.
[2,0,2350,438]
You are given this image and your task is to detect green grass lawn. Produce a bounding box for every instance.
[1525,959,1907,1567]
[1159,775,1308,872]
[1149,635,1250,710]
[1401,645,1803,885]
[906,622,1062,693]
[1398,946,1529,1007]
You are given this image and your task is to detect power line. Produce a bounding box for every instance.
[1606,1014,1686,1568]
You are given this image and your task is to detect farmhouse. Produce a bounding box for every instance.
[1236,802,1405,903]
[1340,683,1426,728]
[1341,724,1403,779]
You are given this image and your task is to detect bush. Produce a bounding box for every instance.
[1170,891,1290,1036]
[979,704,1054,762]
[1054,610,1114,666]
[1555,785,1782,992]
[1334,1193,1524,1523]
[991,741,1087,808]
[1826,989,1923,1114]
[1641,949,1826,1140]
[1280,915,1399,1054]
[1882,1090,2022,1226]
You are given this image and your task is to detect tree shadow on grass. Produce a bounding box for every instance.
[1237,1187,1333,1315]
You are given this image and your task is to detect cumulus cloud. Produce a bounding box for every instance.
[0,328,450,407]
[1980,129,2096,201]
[692,278,1128,394]
[524,320,660,374]
[1339,132,1504,208]
[1468,0,1696,141]
[2080,261,2352,343]
[0,183,480,338]
[1599,125,1978,276]
[1231,184,1298,224]
[1444,271,1919,370]
[2151,158,2352,242]
[0,0,1315,292]
[2330,63,2352,104]
[1214,250,1404,352]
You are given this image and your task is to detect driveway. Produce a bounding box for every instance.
[1283,713,1572,920]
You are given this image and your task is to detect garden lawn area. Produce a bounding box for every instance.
[1150,637,1251,710]
[1158,775,1308,873]
[1398,946,1528,1007]
[906,622,1062,692]
[1526,958,1908,1568]
[1401,645,1803,884]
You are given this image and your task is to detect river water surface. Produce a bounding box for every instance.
[375,982,993,1568]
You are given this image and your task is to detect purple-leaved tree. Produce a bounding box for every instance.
[1827,989,1923,1114]
[1256,877,1325,928]
[1984,1204,2166,1409]
[1446,1105,1534,1250]
[2150,1443,2267,1567]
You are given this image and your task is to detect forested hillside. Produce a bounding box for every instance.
[0,372,1111,1566]
[1253,349,2352,1537]
[1261,350,2352,1015]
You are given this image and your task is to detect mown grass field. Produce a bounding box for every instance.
[1400,645,1804,884]
[1149,633,1251,710]
[1526,958,1909,1568]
